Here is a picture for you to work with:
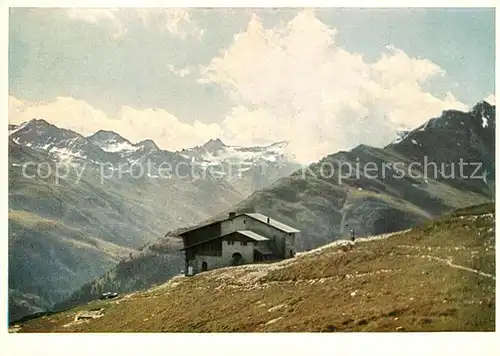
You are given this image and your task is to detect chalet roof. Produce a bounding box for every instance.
[237,230,269,241]
[180,230,268,251]
[178,220,219,237]
[178,213,300,238]
[244,213,300,233]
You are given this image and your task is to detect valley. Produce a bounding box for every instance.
[8,101,496,322]
[8,120,298,321]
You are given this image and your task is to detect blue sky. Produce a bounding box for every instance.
[317,8,494,101]
[8,8,495,163]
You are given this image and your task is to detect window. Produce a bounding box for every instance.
[242,241,247,246]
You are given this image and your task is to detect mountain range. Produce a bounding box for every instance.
[8,120,299,321]
[179,138,301,195]
[53,100,495,312]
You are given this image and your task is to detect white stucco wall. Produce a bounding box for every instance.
[186,214,298,275]
[245,219,289,256]
[191,255,225,274]
[284,234,296,257]
[220,215,248,235]
[189,239,255,274]
[220,215,295,257]
[222,240,255,263]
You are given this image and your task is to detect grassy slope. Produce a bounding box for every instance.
[8,141,245,318]
[12,203,495,332]
[48,104,495,310]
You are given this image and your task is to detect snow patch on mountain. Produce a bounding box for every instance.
[100,141,140,153]
[180,140,291,172]
[87,130,139,154]
[391,130,410,144]
[48,146,87,162]
[9,122,30,136]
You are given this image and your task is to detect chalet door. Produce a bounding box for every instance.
[232,252,243,266]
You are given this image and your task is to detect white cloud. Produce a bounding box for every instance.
[9,96,222,151]
[371,45,445,86]
[484,93,495,105]
[9,96,110,135]
[67,8,127,38]
[17,10,473,164]
[137,8,204,40]
[116,106,221,148]
[67,8,119,24]
[166,64,191,77]
[66,8,204,40]
[199,10,468,163]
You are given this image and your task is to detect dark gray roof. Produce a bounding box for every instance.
[245,213,300,233]
[237,230,269,241]
[178,212,299,238]
[181,230,268,251]
[178,220,219,236]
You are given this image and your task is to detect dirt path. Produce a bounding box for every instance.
[424,254,495,280]
[401,252,495,280]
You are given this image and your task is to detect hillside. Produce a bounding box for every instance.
[213,101,495,250]
[51,238,184,311]
[57,101,495,310]
[9,120,298,320]
[11,203,495,332]
[8,138,243,320]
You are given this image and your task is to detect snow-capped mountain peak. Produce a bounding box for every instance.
[9,118,80,148]
[9,118,52,135]
[136,139,160,152]
[177,139,297,184]
[471,100,495,130]
[9,119,300,194]
[87,130,139,153]
[200,138,227,156]
[88,131,162,155]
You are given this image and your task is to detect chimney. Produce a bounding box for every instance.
[267,217,270,224]
[229,212,236,219]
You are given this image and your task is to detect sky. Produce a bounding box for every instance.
[8,7,495,163]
